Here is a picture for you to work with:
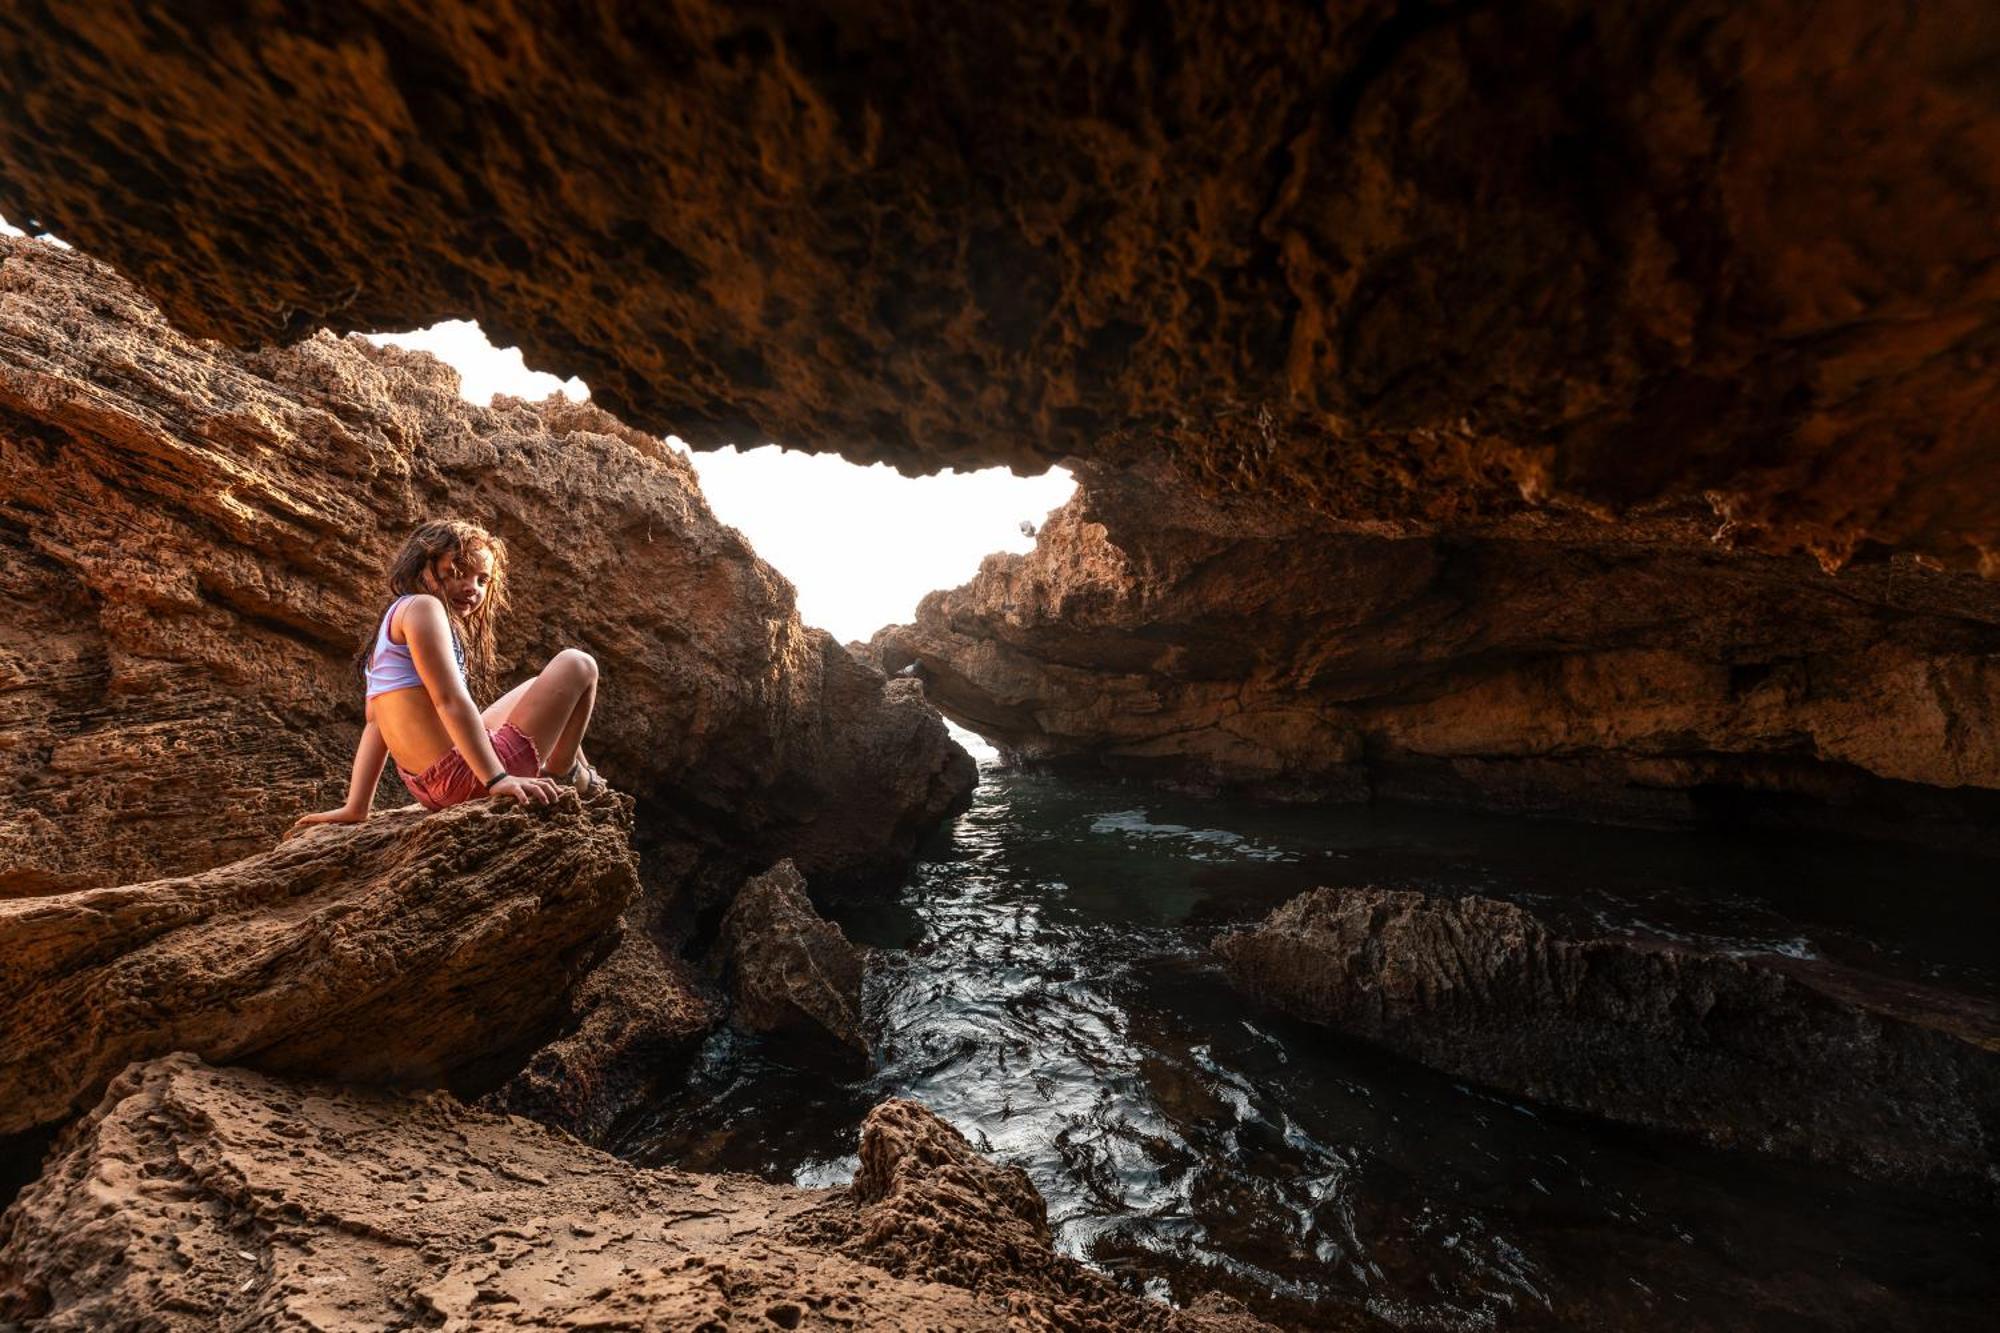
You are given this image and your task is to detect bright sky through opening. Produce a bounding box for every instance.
[360,323,1073,645]
[2,214,1069,644]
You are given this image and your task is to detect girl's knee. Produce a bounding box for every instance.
[557,647,598,684]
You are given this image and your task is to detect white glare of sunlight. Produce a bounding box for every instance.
[359,319,1073,644]
[676,442,1072,644]
[0,211,71,247]
[365,321,588,403]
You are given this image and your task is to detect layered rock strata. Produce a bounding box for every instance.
[1216,886,2000,1197]
[0,234,970,892]
[877,464,2000,843]
[0,794,633,1136]
[0,1054,1272,1331]
[1,3,1997,572]
[719,859,870,1055]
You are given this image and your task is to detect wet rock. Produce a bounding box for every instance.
[792,1098,1276,1331]
[1216,886,2000,1197]
[0,1055,1260,1331]
[481,925,719,1144]
[1,4,1996,572]
[0,235,970,892]
[0,793,635,1136]
[878,463,2000,845]
[720,860,868,1055]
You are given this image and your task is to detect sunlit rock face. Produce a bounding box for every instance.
[876,464,2000,845]
[0,1056,1275,1331]
[0,795,635,1136]
[0,237,970,893]
[0,2,1996,571]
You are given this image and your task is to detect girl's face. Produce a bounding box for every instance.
[427,545,496,617]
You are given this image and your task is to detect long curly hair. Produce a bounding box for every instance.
[357,519,511,701]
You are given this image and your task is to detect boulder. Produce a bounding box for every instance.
[0,792,635,1136]
[0,1055,1271,1331]
[1216,886,2000,1197]
[0,788,632,1128]
[877,463,2000,845]
[0,235,970,893]
[719,859,869,1055]
[481,926,720,1144]
[1,3,1996,571]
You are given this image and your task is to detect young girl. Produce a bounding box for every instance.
[290,519,605,832]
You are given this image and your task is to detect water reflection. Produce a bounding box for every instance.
[620,769,1999,1329]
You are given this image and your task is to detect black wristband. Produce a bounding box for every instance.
[483,769,508,791]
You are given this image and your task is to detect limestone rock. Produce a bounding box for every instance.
[720,859,869,1055]
[481,925,720,1144]
[0,793,635,1136]
[1,3,1996,570]
[793,1098,1276,1331]
[1215,886,2000,1196]
[0,1055,1265,1331]
[0,236,970,891]
[877,463,2000,845]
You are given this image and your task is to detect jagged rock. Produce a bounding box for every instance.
[791,1098,1275,1331]
[480,925,719,1145]
[0,794,635,1136]
[877,463,2000,845]
[0,1055,1269,1331]
[1,3,1996,571]
[720,859,869,1055]
[0,235,971,893]
[1215,886,2000,1197]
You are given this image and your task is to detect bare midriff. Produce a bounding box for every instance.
[369,686,456,775]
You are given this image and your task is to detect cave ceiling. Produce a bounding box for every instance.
[0,1,1995,570]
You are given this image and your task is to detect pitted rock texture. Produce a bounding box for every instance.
[1216,886,2000,1196]
[720,859,869,1055]
[0,235,970,892]
[877,464,2000,844]
[790,1098,1273,1331]
[0,1056,1270,1332]
[1,3,1997,570]
[482,924,720,1145]
[0,793,634,1136]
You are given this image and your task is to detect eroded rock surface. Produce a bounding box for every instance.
[1216,886,2000,1196]
[878,464,2000,844]
[0,1055,1270,1331]
[482,925,719,1144]
[720,859,869,1055]
[0,794,634,1136]
[0,235,969,892]
[1,3,1997,571]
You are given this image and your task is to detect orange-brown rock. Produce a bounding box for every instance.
[0,793,634,1137]
[719,859,869,1055]
[1216,886,2000,1197]
[480,926,720,1144]
[0,1055,1273,1331]
[1,3,1997,570]
[0,235,970,893]
[877,464,2000,845]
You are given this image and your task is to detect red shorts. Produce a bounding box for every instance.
[397,722,542,811]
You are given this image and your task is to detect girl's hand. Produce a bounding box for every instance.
[489,774,560,805]
[285,807,367,839]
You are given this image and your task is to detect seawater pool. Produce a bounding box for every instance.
[619,764,1999,1330]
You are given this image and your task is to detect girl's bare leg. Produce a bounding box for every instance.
[488,649,597,776]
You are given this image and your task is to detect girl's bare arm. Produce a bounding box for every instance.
[286,721,389,834]
[402,595,555,803]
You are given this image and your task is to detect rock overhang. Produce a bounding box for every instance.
[0,0,1994,570]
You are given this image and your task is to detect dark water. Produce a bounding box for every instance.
[620,763,2000,1330]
